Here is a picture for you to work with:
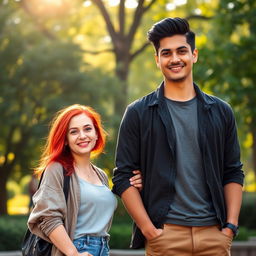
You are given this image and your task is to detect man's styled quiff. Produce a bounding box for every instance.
[147,17,195,54]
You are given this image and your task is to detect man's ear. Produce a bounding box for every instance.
[155,54,160,68]
[192,48,198,63]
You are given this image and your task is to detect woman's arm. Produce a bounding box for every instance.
[49,225,92,256]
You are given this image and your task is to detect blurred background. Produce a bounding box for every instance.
[0,0,256,251]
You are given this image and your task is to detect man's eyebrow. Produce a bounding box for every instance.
[177,46,188,50]
[160,48,171,53]
[160,46,188,53]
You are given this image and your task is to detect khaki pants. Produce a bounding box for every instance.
[145,224,232,256]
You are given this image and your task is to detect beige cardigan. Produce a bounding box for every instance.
[28,161,109,256]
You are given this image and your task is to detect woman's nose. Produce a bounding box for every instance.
[79,131,87,138]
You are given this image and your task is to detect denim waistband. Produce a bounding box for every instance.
[74,235,109,244]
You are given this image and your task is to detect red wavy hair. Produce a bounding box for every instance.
[35,104,107,176]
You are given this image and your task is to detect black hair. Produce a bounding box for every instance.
[147,17,195,54]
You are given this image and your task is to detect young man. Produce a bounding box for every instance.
[112,17,244,256]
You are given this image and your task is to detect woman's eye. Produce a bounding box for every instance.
[85,127,92,132]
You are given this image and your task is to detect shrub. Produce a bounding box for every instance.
[109,224,132,249]
[239,192,256,230]
[235,226,256,241]
[1,194,256,251]
[0,215,28,251]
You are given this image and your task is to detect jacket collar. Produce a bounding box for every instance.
[148,81,215,109]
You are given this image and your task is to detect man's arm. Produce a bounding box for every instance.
[222,106,244,237]
[113,105,162,240]
[112,105,141,196]
[121,186,162,240]
[222,182,243,237]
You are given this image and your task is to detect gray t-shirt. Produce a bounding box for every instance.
[165,97,217,226]
[74,178,117,239]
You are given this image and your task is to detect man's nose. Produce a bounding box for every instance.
[170,53,180,63]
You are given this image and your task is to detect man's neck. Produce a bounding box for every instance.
[164,79,196,101]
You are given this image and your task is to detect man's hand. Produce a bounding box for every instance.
[221,227,234,239]
[141,224,163,241]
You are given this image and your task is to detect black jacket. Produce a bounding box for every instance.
[112,82,244,249]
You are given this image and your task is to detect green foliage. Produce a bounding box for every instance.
[109,199,133,248]
[235,226,256,242]
[197,0,256,171]
[7,181,21,199]
[109,224,132,249]
[0,195,256,250]
[0,215,27,251]
[1,198,256,251]
[239,192,256,230]
[0,2,120,214]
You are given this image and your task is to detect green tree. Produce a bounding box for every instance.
[198,0,256,176]
[0,3,118,214]
[88,0,217,114]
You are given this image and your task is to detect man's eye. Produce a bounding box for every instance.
[178,50,187,54]
[162,52,170,56]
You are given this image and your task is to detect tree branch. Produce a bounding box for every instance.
[127,0,145,42]
[144,0,158,12]
[131,41,150,60]
[119,0,125,36]
[185,14,213,21]
[92,0,117,46]
[127,0,157,46]
[81,48,114,55]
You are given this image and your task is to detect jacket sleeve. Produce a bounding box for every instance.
[27,162,67,242]
[112,104,141,197]
[223,105,244,186]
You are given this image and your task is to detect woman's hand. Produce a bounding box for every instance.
[130,170,143,191]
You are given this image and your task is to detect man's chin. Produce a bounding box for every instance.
[169,76,186,83]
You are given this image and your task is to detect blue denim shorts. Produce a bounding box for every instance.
[73,235,110,256]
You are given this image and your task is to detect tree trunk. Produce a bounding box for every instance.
[114,54,130,117]
[0,165,9,215]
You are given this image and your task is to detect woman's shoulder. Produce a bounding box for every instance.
[92,165,109,186]
[45,161,63,172]
[42,162,64,187]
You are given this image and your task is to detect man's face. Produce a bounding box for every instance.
[155,35,198,83]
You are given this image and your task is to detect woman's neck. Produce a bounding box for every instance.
[72,154,91,170]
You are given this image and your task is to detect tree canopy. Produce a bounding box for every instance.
[1,0,255,214]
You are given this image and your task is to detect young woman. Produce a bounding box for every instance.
[28,104,142,256]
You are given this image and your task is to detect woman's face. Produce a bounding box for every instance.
[66,113,98,157]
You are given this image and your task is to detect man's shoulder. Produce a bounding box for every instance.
[201,91,234,121]
[202,91,232,110]
[127,90,157,111]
